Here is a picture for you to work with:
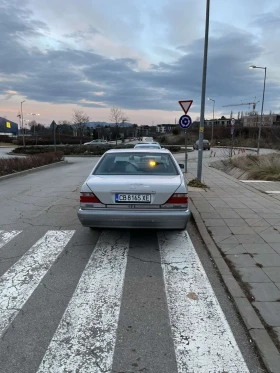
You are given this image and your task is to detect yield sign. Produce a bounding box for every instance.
[178,100,193,114]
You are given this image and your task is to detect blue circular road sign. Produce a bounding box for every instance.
[179,115,192,129]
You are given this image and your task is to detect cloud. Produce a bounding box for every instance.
[0,0,279,116]
[64,26,100,39]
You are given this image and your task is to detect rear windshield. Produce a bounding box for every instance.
[134,144,161,149]
[93,152,179,175]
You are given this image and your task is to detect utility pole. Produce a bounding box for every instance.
[208,98,215,145]
[20,101,26,147]
[197,0,210,181]
[51,120,57,151]
[249,65,267,155]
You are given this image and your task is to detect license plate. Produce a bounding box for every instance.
[115,194,151,203]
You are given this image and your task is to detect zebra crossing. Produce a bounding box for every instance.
[0,228,250,372]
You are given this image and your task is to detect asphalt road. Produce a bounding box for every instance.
[0,153,266,372]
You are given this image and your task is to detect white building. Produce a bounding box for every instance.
[156,124,176,133]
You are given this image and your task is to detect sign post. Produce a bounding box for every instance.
[178,100,193,173]
[178,114,192,173]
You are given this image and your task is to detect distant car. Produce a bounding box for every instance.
[193,140,210,150]
[84,139,108,145]
[77,148,190,229]
[134,143,161,149]
[141,137,154,143]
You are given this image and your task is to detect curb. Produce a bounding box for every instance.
[189,198,280,373]
[212,146,258,152]
[0,161,68,181]
[7,152,27,156]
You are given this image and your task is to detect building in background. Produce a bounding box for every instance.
[205,117,231,127]
[156,124,176,133]
[241,114,280,127]
[0,117,18,136]
[137,125,157,137]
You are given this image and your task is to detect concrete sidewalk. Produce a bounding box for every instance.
[187,155,280,371]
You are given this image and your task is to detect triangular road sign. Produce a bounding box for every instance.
[178,100,193,114]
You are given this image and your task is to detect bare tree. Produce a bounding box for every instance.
[72,110,90,146]
[28,120,37,135]
[109,107,129,145]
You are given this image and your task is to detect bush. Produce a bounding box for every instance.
[0,151,64,176]
[161,145,182,152]
[0,135,15,144]
[12,144,135,156]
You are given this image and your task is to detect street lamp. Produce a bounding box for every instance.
[20,101,26,146]
[249,65,267,155]
[208,98,215,145]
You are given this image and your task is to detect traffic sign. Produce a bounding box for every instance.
[231,118,235,126]
[179,115,192,129]
[231,127,234,135]
[178,100,193,114]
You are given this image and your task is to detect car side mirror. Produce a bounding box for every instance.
[179,164,184,169]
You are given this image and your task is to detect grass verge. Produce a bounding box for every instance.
[231,153,280,181]
[0,151,64,177]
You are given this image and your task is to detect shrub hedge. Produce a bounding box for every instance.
[0,152,64,177]
[12,144,182,155]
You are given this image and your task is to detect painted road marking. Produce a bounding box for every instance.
[265,191,280,194]
[0,230,22,249]
[0,230,74,337]
[158,231,250,373]
[37,230,130,373]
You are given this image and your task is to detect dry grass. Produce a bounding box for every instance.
[231,153,280,180]
[0,152,64,177]
[188,178,208,188]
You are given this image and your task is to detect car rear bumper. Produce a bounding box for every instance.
[77,208,191,229]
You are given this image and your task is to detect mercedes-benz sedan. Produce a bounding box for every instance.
[77,149,190,229]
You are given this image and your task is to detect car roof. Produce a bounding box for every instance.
[106,148,170,154]
[134,143,160,146]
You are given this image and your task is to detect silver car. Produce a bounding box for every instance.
[84,139,108,145]
[78,149,190,229]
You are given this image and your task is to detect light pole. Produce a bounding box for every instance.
[197,0,210,181]
[249,65,267,155]
[208,98,215,145]
[20,101,26,146]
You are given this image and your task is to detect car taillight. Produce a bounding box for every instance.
[166,193,188,204]
[80,192,100,203]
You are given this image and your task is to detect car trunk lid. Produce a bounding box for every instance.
[86,175,182,205]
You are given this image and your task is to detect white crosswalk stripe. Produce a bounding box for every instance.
[0,230,22,249]
[0,230,75,338]
[36,230,130,373]
[158,230,250,373]
[0,229,255,372]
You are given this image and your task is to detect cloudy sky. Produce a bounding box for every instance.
[0,0,279,125]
